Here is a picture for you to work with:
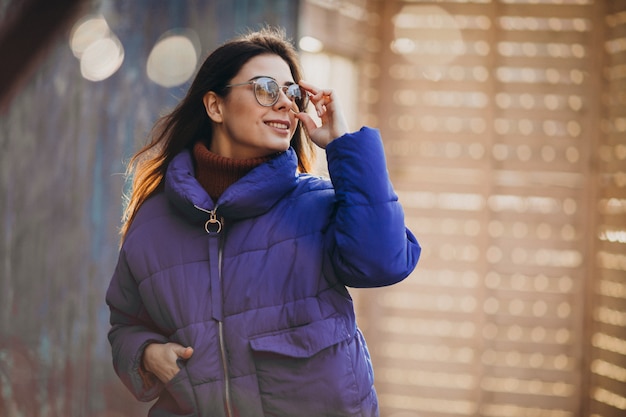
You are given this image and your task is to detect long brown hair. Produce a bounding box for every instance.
[120,27,314,241]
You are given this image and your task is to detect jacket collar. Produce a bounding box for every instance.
[164,148,299,222]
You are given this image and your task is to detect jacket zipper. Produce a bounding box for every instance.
[194,205,234,417]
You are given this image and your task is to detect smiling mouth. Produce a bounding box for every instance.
[265,121,290,130]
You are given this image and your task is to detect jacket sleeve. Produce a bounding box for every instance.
[324,126,421,287]
[106,248,169,401]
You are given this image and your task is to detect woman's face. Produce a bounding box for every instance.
[206,54,299,159]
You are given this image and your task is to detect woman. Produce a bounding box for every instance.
[106,27,420,417]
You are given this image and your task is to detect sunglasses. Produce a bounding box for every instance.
[225,76,309,111]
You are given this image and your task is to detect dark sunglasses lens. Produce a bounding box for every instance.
[255,78,279,106]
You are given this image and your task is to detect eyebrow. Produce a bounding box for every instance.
[249,75,296,86]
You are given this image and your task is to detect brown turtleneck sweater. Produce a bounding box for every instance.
[193,141,272,201]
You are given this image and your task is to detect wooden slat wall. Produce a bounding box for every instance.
[301,0,624,416]
[369,1,593,415]
[587,3,626,416]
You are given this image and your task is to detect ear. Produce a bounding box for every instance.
[202,91,223,123]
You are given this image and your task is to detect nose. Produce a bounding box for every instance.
[274,87,294,110]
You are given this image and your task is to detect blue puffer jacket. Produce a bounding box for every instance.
[106,127,421,417]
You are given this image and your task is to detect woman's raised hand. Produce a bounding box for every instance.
[295,80,349,149]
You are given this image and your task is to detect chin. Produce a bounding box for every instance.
[268,139,292,152]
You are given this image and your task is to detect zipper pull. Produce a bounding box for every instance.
[204,209,222,234]
[194,205,223,234]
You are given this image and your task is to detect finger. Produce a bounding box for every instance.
[173,344,193,359]
[180,346,194,359]
[316,94,334,118]
[298,80,320,95]
[315,103,326,118]
[311,91,332,105]
[295,111,318,135]
[299,81,332,105]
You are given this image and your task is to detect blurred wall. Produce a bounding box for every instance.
[307,1,625,416]
[0,1,299,415]
[302,0,626,416]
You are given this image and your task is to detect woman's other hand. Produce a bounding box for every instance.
[142,342,194,383]
[295,80,349,148]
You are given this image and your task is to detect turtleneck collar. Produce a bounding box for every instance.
[164,145,298,223]
[192,141,272,202]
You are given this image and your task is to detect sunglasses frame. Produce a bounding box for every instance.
[225,76,309,111]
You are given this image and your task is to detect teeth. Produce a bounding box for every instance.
[267,122,288,129]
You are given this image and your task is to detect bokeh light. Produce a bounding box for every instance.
[146,29,200,88]
[69,15,124,82]
[392,5,464,68]
[299,36,324,53]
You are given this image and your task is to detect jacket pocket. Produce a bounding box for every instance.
[250,316,351,357]
[149,361,198,417]
[249,317,364,417]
